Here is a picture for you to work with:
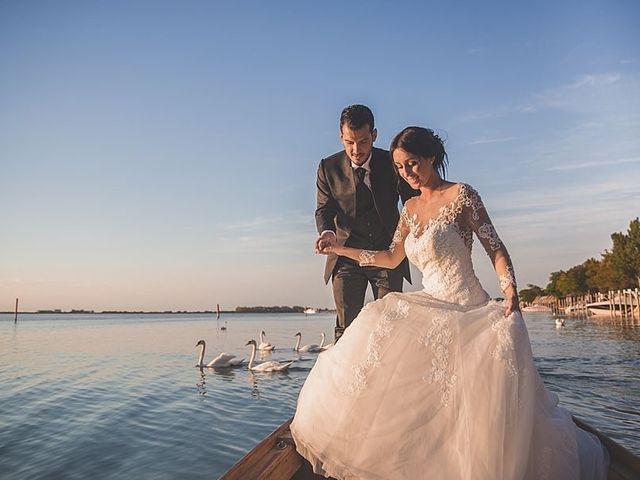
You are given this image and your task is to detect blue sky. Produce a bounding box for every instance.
[1,1,639,311]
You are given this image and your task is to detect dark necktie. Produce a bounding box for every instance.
[355,167,373,216]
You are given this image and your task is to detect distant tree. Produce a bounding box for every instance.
[566,264,588,294]
[546,265,588,297]
[519,284,545,303]
[584,258,607,292]
[546,218,640,295]
[545,271,563,298]
[603,218,640,288]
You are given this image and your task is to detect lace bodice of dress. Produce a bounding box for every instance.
[356,183,517,306]
[403,184,492,306]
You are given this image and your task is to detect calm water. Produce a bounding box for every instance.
[0,312,638,479]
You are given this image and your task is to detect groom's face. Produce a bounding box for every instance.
[340,125,377,166]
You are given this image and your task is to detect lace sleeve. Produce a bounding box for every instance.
[460,185,517,293]
[359,205,410,267]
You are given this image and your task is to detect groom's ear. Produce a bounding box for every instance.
[371,128,378,143]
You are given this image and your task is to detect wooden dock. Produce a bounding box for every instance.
[530,288,639,324]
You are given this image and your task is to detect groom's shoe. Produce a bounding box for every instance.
[334,326,345,342]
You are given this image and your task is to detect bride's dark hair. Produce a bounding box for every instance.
[390,126,448,179]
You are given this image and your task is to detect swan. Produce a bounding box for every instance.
[258,330,276,351]
[319,332,334,351]
[555,318,566,328]
[246,340,293,372]
[294,332,322,353]
[195,339,245,368]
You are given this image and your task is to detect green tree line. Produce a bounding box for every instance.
[519,218,640,301]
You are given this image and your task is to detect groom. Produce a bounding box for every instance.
[315,104,417,341]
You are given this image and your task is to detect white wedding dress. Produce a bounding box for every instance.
[291,184,608,480]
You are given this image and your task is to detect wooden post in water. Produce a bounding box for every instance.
[618,291,624,318]
[608,291,614,318]
[14,298,19,323]
[624,290,630,318]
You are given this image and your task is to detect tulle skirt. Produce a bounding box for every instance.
[291,291,608,480]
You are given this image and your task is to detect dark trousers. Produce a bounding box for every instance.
[331,259,403,341]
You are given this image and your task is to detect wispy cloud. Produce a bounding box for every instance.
[545,156,640,171]
[518,72,636,113]
[567,73,621,89]
[455,72,640,121]
[491,177,640,213]
[511,112,640,170]
[220,211,311,232]
[454,105,512,123]
[468,136,515,146]
[210,210,317,257]
[467,46,487,56]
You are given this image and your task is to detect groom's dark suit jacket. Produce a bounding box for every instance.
[316,147,418,284]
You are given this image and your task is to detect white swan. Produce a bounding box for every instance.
[555,318,566,328]
[319,332,334,351]
[294,332,322,353]
[258,330,276,351]
[195,339,245,368]
[246,340,293,372]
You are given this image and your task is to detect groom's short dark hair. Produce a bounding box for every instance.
[340,104,375,132]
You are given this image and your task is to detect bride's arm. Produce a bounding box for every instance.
[461,185,520,315]
[321,205,410,269]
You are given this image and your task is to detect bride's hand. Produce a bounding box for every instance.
[504,295,520,317]
[319,244,341,256]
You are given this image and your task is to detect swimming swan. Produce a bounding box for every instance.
[195,339,245,368]
[294,332,322,353]
[246,340,293,372]
[319,332,334,351]
[258,330,276,351]
[555,318,566,328]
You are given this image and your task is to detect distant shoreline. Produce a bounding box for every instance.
[1,309,335,315]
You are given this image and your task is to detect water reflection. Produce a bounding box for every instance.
[294,352,318,362]
[195,369,207,396]
[195,364,239,395]
[208,367,237,381]
[257,350,275,361]
[247,371,261,398]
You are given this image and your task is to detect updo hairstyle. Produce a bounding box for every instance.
[389,126,448,179]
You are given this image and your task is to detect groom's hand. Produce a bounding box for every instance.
[315,231,336,253]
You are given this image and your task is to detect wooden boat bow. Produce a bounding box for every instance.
[221,416,639,479]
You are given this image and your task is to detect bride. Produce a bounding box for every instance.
[290,127,608,479]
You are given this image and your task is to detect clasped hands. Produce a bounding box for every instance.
[315,231,337,255]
